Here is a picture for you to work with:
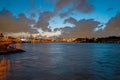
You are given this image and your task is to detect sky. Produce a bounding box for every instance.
[0,0,120,38]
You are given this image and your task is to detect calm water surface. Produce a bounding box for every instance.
[0,43,120,80]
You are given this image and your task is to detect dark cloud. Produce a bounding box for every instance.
[104,13,120,36]
[0,9,36,33]
[58,13,120,38]
[0,8,13,17]
[58,18,100,38]
[28,0,94,32]
[56,0,94,17]
[18,13,35,25]
[56,0,74,10]
[34,11,54,31]
[75,0,94,13]
[64,17,77,25]
[60,12,69,18]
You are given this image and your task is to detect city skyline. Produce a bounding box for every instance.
[0,0,120,38]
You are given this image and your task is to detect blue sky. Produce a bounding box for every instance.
[0,0,120,37]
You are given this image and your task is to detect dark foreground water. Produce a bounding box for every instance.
[0,43,120,80]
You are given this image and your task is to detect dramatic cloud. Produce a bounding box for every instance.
[104,13,120,36]
[0,9,36,33]
[58,17,100,38]
[58,13,120,38]
[34,11,55,31]
[0,0,119,38]
[56,0,94,17]
[28,0,94,33]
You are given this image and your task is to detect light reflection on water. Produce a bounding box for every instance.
[0,57,10,80]
[0,43,120,80]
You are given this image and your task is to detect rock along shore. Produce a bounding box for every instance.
[0,42,25,55]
